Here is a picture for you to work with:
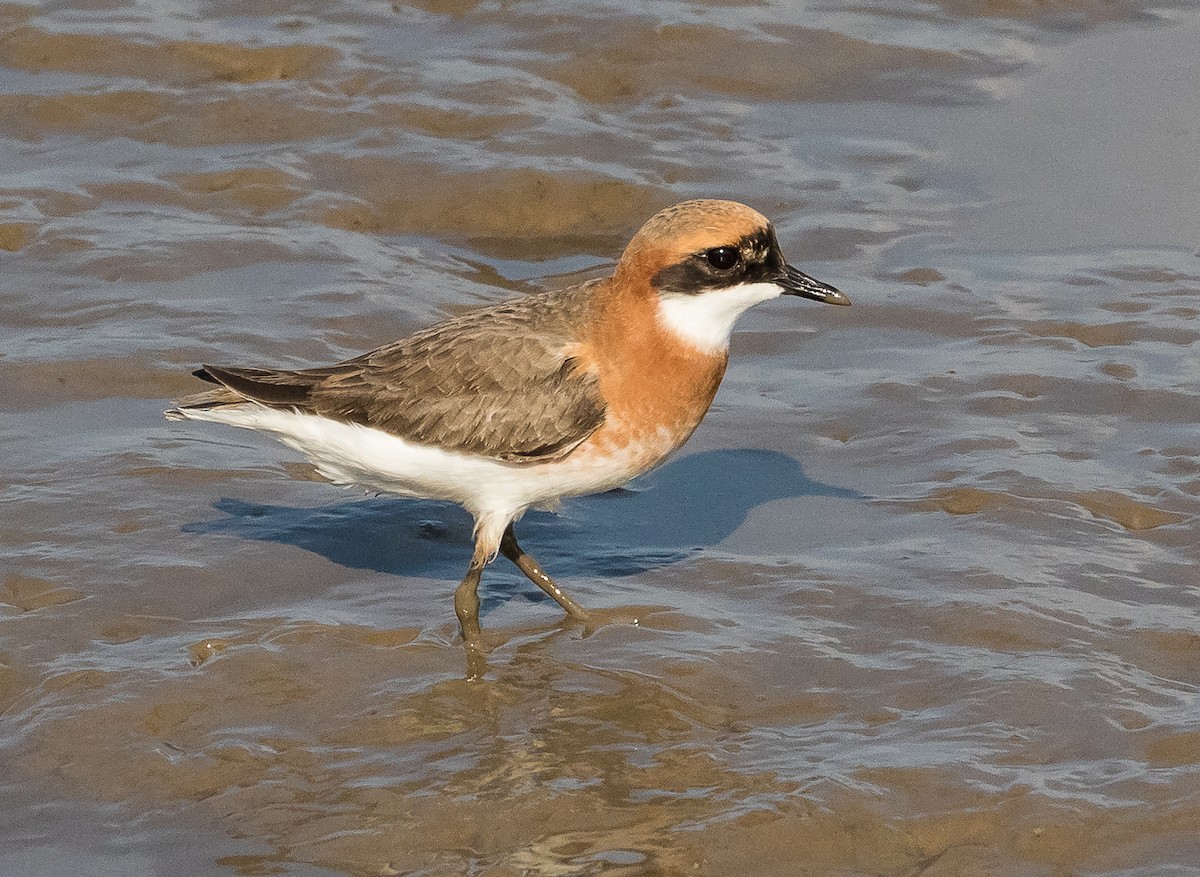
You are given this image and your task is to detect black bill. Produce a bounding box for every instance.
[777,264,851,306]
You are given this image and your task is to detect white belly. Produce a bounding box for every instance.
[172,403,649,518]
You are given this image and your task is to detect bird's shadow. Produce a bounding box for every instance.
[184,448,859,589]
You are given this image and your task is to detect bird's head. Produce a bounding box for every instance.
[615,199,850,353]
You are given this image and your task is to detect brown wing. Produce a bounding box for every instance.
[174,282,607,464]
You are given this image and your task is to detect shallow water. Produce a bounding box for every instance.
[2,1,1199,875]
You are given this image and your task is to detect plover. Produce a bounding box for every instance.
[166,199,850,676]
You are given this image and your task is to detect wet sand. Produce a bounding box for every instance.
[2,1,1199,875]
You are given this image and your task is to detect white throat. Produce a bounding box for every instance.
[656,281,783,354]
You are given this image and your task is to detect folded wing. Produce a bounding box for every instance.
[171,285,606,464]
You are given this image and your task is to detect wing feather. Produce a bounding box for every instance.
[171,282,607,464]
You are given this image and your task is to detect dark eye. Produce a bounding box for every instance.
[704,246,741,271]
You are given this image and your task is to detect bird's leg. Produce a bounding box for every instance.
[453,556,487,680]
[500,523,590,621]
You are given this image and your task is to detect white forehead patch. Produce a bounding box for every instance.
[656,281,783,354]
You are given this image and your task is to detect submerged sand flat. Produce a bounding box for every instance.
[2,1,1199,874]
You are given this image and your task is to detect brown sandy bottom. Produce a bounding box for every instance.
[3,0,1200,874]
